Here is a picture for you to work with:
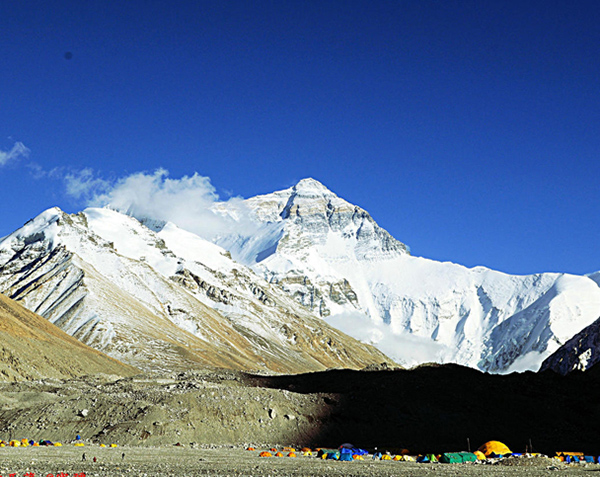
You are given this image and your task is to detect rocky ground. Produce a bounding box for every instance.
[0,369,329,448]
[0,446,596,477]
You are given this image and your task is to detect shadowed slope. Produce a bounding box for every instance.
[245,364,600,454]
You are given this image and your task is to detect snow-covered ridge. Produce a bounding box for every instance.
[0,205,390,373]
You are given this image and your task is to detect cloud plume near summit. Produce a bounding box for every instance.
[79,168,258,240]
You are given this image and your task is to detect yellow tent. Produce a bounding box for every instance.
[474,450,486,460]
[478,441,511,457]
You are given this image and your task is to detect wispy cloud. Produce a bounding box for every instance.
[326,311,452,368]
[1,143,257,241]
[0,142,30,166]
[74,168,259,240]
[64,168,111,200]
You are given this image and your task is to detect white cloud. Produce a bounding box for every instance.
[326,311,453,368]
[64,168,111,199]
[502,350,544,374]
[0,142,30,166]
[87,168,259,241]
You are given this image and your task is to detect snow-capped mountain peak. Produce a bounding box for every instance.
[290,177,336,196]
[213,180,600,373]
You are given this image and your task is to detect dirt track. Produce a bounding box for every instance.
[0,446,595,477]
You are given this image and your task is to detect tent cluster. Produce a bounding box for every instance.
[248,440,560,465]
[414,441,518,463]
[249,440,600,467]
[556,452,600,464]
[249,442,500,463]
[0,438,63,447]
[0,437,119,449]
[255,446,314,458]
[317,446,369,461]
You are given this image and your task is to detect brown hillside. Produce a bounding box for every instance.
[0,292,138,381]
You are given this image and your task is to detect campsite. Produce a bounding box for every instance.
[0,443,597,477]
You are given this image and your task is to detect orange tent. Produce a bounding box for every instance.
[478,441,511,457]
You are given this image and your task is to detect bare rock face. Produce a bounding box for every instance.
[540,317,600,374]
[0,207,391,374]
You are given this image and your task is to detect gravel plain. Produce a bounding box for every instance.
[0,446,596,477]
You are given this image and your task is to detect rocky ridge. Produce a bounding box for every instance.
[540,316,600,375]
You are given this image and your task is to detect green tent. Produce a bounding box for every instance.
[317,449,340,460]
[439,452,478,464]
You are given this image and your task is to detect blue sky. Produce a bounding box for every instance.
[1,0,599,275]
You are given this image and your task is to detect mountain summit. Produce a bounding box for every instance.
[215,178,600,372]
[290,177,336,195]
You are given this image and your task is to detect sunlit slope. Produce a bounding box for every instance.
[0,292,137,381]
